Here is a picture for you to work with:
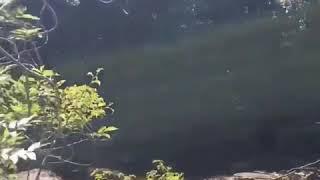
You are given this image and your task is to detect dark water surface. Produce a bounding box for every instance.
[39,1,320,179]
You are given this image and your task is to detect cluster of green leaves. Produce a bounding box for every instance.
[0,72,40,121]
[0,118,26,179]
[0,0,42,41]
[0,65,116,179]
[61,84,107,130]
[91,169,136,180]
[146,160,184,180]
[0,115,44,179]
[0,67,40,179]
[91,160,184,180]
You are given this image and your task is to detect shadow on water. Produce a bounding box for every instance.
[48,7,320,178]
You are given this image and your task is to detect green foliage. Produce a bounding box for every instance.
[0,125,23,179]
[0,0,117,179]
[91,169,136,180]
[10,27,43,41]
[0,116,42,179]
[91,126,118,139]
[0,65,116,178]
[87,67,104,87]
[146,160,184,180]
[0,75,40,121]
[0,0,43,41]
[61,84,107,130]
[91,160,184,180]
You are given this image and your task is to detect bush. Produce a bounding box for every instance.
[90,160,184,180]
[0,65,116,179]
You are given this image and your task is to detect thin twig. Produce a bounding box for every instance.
[35,138,57,180]
[46,155,92,166]
[40,0,58,33]
[273,159,320,180]
[0,43,40,77]
[0,40,54,86]
[31,41,43,66]
[50,138,89,151]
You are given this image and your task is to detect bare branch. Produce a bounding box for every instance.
[46,155,92,166]
[273,159,320,180]
[50,138,90,151]
[40,0,58,33]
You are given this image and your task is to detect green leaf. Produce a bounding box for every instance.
[16,14,40,21]
[103,134,111,139]
[11,28,43,40]
[104,126,118,132]
[2,128,10,140]
[42,70,55,77]
[57,80,66,87]
[39,66,45,72]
